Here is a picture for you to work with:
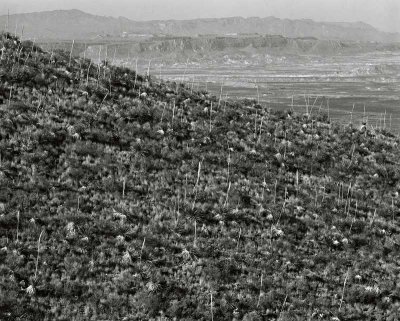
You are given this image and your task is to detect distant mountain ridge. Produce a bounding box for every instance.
[0,9,399,42]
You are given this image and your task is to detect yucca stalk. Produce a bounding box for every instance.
[172,101,176,123]
[34,229,44,280]
[122,177,126,198]
[227,147,231,182]
[210,291,214,321]
[224,181,231,208]
[86,60,92,87]
[254,109,258,139]
[236,227,241,252]
[278,294,288,320]
[139,238,146,263]
[339,268,350,312]
[218,81,224,109]
[193,220,197,247]
[8,85,13,106]
[16,211,20,243]
[257,116,264,143]
[257,273,263,307]
[209,102,213,133]
[68,39,74,67]
[195,160,202,189]
[256,81,260,105]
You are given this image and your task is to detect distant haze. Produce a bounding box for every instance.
[0,0,399,33]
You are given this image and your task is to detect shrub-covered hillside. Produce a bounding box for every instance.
[0,32,399,320]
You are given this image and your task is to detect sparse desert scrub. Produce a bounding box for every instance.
[0,32,399,320]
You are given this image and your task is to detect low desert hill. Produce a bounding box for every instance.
[0,32,399,320]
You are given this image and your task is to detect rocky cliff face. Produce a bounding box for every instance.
[141,16,399,42]
[135,35,398,56]
[138,35,291,52]
[79,34,400,64]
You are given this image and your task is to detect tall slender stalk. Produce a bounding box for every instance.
[97,46,102,86]
[16,211,20,243]
[218,81,224,108]
[291,95,294,112]
[224,182,231,208]
[254,109,258,139]
[256,82,260,105]
[236,227,241,252]
[227,147,231,182]
[122,177,126,198]
[134,58,138,91]
[209,102,213,133]
[86,61,92,86]
[210,291,214,321]
[384,110,386,129]
[327,98,330,122]
[278,294,288,320]
[68,40,75,67]
[339,268,350,311]
[195,160,202,188]
[304,93,309,115]
[34,230,44,280]
[139,238,146,263]
[147,59,151,79]
[8,85,13,106]
[194,220,197,247]
[257,116,264,143]
[172,101,176,123]
[350,104,355,125]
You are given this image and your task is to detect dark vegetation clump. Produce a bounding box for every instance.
[0,32,399,320]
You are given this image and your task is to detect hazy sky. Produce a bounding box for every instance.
[1,0,399,33]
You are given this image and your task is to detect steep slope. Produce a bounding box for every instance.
[0,32,399,320]
[1,9,400,42]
